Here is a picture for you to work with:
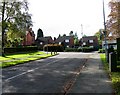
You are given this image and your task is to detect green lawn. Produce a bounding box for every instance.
[0,51,58,68]
[100,54,120,95]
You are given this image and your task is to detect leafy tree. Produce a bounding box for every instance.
[83,34,87,37]
[69,31,79,46]
[0,0,32,55]
[94,30,103,45]
[106,0,120,38]
[37,28,44,38]
[74,32,79,46]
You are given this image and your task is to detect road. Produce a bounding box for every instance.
[2,52,92,93]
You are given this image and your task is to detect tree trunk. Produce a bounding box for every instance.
[2,1,6,57]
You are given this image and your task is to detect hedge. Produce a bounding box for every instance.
[64,47,94,52]
[4,46,38,53]
[43,44,64,52]
[82,47,94,52]
[65,48,78,52]
[98,49,105,53]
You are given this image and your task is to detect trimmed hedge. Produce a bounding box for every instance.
[65,48,78,52]
[82,47,94,52]
[64,47,94,52]
[4,46,38,53]
[43,44,64,52]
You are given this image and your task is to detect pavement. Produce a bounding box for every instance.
[69,52,114,94]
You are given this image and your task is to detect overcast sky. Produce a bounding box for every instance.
[28,0,111,38]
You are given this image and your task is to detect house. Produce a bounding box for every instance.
[23,28,35,46]
[36,36,53,49]
[55,36,74,48]
[80,36,99,50]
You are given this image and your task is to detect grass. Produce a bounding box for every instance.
[0,51,58,68]
[100,54,120,95]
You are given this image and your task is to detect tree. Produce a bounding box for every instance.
[63,34,66,36]
[58,34,61,38]
[106,0,120,38]
[0,0,32,56]
[74,32,79,46]
[83,34,87,37]
[37,28,43,38]
[69,31,79,46]
[54,37,56,41]
[69,31,74,36]
[94,30,103,45]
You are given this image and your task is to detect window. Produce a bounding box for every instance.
[40,42,43,45]
[65,39,69,43]
[83,42,86,45]
[59,42,61,45]
[89,40,93,43]
[67,45,69,48]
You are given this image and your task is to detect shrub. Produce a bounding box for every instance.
[78,47,82,52]
[43,44,64,52]
[98,48,105,53]
[82,47,94,52]
[64,48,78,52]
[4,46,38,53]
[117,61,120,65]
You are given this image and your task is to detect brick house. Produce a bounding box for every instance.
[35,36,53,49]
[55,36,74,48]
[23,28,35,46]
[80,36,99,50]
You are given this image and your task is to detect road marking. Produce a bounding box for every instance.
[4,54,87,82]
[4,60,59,82]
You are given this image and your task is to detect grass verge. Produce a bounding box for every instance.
[0,51,58,68]
[100,54,120,95]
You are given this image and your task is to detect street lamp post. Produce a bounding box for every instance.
[81,24,83,51]
[103,0,108,58]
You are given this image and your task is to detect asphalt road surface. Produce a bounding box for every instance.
[2,52,92,93]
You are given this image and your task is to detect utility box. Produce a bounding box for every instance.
[109,52,117,72]
[107,46,114,63]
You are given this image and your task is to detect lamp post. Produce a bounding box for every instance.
[81,24,83,45]
[103,0,108,58]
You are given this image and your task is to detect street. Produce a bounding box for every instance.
[2,52,91,93]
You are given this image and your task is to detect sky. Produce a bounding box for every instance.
[28,0,111,39]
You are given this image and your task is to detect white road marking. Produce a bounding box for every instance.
[4,60,59,82]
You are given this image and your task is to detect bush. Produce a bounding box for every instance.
[98,48,105,53]
[64,48,78,52]
[78,47,82,52]
[82,47,94,52]
[43,44,64,52]
[4,46,38,53]
[64,47,94,52]
[117,61,120,65]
